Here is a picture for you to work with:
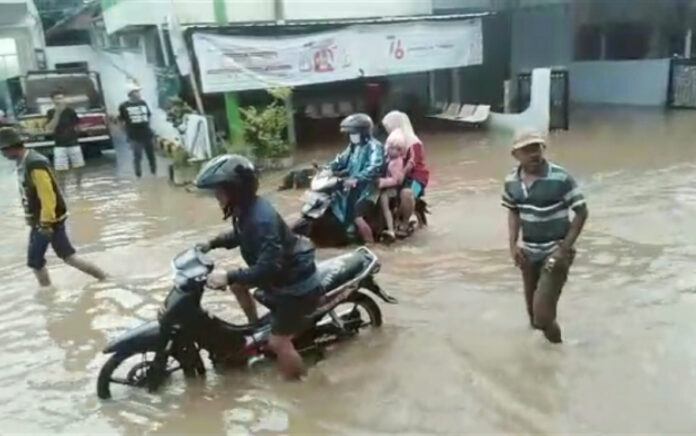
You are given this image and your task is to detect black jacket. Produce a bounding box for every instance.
[209,196,319,296]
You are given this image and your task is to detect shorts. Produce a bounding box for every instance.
[27,221,76,270]
[271,290,321,336]
[521,249,575,304]
[382,188,399,199]
[354,199,375,218]
[410,180,425,198]
[54,146,85,171]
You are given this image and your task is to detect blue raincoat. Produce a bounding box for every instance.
[328,138,384,227]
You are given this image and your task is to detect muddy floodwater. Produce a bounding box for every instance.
[2,107,696,434]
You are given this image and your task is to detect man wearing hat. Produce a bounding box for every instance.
[0,127,106,286]
[118,83,156,178]
[501,129,589,343]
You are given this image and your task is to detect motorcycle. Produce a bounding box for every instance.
[96,246,396,400]
[291,168,429,246]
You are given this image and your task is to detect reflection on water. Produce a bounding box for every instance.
[1,108,696,433]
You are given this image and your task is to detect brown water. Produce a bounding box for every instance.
[2,107,696,434]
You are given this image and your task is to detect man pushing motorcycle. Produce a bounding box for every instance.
[328,113,384,243]
[195,154,322,379]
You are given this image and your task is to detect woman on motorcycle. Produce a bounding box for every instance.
[195,154,322,379]
[382,111,430,234]
[328,113,384,244]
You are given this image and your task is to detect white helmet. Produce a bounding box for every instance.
[126,82,142,96]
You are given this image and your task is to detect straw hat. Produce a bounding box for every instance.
[511,129,547,151]
[0,127,23,149]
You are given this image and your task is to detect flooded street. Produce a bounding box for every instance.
[2,108,696,434]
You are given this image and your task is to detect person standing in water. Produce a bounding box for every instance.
[118,84,156,178]
[0,127,107,286]
[46,90,85,185]
[502,130,588,343]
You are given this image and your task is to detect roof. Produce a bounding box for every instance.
[185,12,491,32]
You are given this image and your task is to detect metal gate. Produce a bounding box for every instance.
[516,69,569,131]
[667,58,696,109]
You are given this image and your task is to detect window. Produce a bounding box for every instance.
[575,25,602,60]
[606,23,650,60]
[575,22,653,61]
[56,61,89,71]
[0,38,20,79]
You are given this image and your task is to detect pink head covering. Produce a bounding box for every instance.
[382,110,420,146]
[385,128,407,156]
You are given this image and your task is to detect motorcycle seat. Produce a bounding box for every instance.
[316,250,370,293]
[253,249,373,306]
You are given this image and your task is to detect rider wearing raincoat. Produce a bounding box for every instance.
[328,113,384,243]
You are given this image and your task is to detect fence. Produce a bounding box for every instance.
[667,58,696,109]
[516,69,569,130]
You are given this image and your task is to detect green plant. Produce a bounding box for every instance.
[165,97,195,167]
[166,97,195,129]
[240,87,292,158]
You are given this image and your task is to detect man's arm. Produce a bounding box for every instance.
[328,146,350,172]
[508,208,521,251]
[118,103,128,124]
[208,229,239,250]
[502,185,524,265]
[353,143,384,183]
[45,109,61,132]
[30,169,57,226]
[560,205,588,252]
[226,220,282,286]
[559,174,588,252]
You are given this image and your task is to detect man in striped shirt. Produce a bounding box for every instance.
[502,130,588,343]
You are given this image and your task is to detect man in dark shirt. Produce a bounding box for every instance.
[118,84,156,178]
[196,154,322,379]
[46,90,84,174]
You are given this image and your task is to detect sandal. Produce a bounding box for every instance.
[381,230,396,243]
[395,224,410,239]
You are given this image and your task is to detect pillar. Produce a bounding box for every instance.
[213,0,244,145]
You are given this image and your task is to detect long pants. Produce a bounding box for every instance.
[130,137,156,177]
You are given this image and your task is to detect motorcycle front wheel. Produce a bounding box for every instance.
[97,351,186,400]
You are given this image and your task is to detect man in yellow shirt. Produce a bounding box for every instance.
[0,127,106,286]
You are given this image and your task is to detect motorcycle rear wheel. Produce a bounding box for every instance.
[97,351,183,400]
[339,292,383,329]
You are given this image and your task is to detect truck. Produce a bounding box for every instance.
[6,69,112,153]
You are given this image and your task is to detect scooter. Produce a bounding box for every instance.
[291,168,429,246]
[96,246,396,400]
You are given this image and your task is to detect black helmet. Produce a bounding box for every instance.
[0,127,23,150]
[340,113,373,135]
[195,154,258,197]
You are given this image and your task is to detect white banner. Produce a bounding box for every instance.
[193,30,358,94]
[193,19,483,94]
[356,20,483,77]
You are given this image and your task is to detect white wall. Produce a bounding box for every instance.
[282,0,432,20]
[103,0,275,34]
[45,45,178,139]
[569,59,671,106]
